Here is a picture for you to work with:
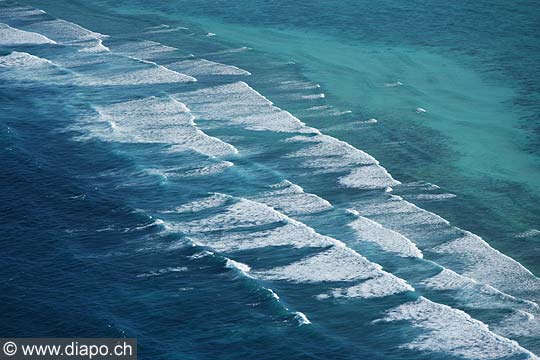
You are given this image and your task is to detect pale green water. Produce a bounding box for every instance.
[152,16,540,275]
[185,19,540,190]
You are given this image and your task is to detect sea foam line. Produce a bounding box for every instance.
[91,96,237,157]
[165,192,415,300]
[345,189,540,340]
[186,242,312,327]
[0,22,56,45]
[355,194,540,303]
[171,77,540,305]
[378,297,539,360]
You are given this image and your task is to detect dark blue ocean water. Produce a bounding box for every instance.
[1,1,540,359]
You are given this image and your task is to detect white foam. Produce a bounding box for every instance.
[286,134,400,189]
[225,258,251,274]
[349,216,423,258]
[78,38,109,53]
[22,19,109,52]
[0,23,56,45]
[301,93,325,100]
[251,180,333,216]
[306,105,331,111]
[78,62,196,85]
[286,134,379,166]
[194,221,334,253]
[168,195,414,300]
[145,24,170,30]
[384,81,403,87]
[169,196,336,252]
[145,25,189,34]
[358,118,378,124]
[175,82,398,192]
[177,198,288,233]
[166,58,251,76]
[405,193,456,201]
[42,49,107,68]
[356,195,540,302]
[168,193,230,214]
[147,161,234,179]
[421,268,540,312]
[304,105,352,117]
[325,274,414,299]
[132,218,164,231]
[431,231,540,298]
[93,97,236,157]
[192,46,251,58]
[189,250,214,260]
[279,80,320,90]
[380,297,537,359]
[266,288,280,300]
[168,161,234,178]
[339,165,401,189]
[136,266,187,278]
[173,82,319,133]
[257,243,413,297]
[293,311,311,325]
[256,246,383,283]
[401,181,441,191]
[515,229,540,238]
[494,310,540,338]
[416,268,540,348]
[0,51,53,68]
[170,197,325,251]
[110,40,178,61]
[422,268,476,290]
[329,109,353,116]
[346,208,360,216]
[358,195,451,230]
[0,5,46,21]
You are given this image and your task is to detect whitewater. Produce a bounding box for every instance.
[1,1,539,359]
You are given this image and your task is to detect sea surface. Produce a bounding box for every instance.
[1,0,540,359]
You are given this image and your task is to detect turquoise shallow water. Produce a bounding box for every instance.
[176,16,540,275]
[1,0,540,359]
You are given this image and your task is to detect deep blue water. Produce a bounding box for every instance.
[1,0,540,359]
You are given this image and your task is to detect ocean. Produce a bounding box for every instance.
[1,0,539,358]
